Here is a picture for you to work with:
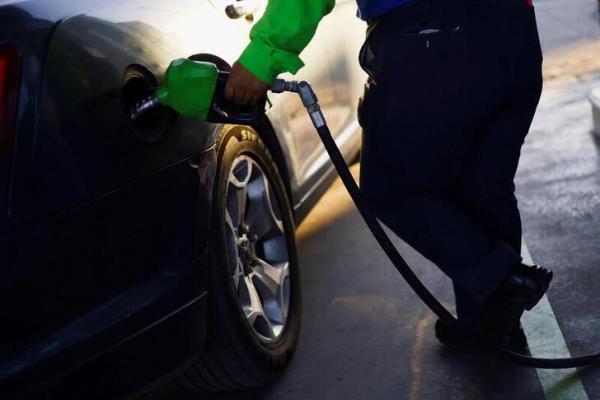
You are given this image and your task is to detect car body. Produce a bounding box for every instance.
[0,0,364,397]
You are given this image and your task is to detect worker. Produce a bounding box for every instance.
[224,0,553,352]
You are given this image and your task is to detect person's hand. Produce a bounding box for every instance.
[225,61,270,105]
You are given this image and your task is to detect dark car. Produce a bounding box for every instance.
[0,0,364,397]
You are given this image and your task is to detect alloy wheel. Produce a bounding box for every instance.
[224,155,291,343]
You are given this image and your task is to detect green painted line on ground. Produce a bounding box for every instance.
[521,241,588,400]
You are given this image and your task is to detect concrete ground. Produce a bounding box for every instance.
[142,0,600,398]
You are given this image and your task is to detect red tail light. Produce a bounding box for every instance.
[0,46,21,159]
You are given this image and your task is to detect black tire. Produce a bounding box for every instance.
[181,126,301,391]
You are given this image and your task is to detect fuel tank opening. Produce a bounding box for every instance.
[121,64,174,143]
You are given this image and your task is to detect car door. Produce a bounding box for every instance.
[5,0,235,358]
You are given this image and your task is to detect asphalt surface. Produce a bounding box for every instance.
[142,0,600,398]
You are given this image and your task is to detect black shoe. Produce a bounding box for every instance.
[434,319,477,348]
[435,319,530,355]
[481,263,553,335]
[505,324,530,355]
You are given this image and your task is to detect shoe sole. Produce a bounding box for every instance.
[434,320,480,349]
[435,320,530,354]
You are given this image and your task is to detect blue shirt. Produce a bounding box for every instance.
[356,0,415,20]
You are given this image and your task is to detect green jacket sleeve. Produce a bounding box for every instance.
[238,0,336,84]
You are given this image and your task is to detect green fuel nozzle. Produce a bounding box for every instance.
[130,59,266,125]
[155,58,220,120]
[130,58,325,130]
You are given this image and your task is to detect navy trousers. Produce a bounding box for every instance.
[357,0,543,326]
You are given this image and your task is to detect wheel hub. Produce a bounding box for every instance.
[236,227,258,270]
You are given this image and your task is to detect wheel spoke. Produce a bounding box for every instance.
[253,258,285,296]
[232,259,243,290]
[243,275,275,339]
[225,209,236,234]
[246,174,284,240]
[230,157,253,187]
[280,263,290,322]
[227,158,252,227]
[228,186,248,228]
[244,275,263,314]
[224,210,241,279]
[252,259,289,324]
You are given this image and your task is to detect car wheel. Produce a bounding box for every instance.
[181,125,301,391]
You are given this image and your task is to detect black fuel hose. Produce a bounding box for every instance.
[301,90,600,369]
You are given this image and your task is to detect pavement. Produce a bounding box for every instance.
[142,0,600,398]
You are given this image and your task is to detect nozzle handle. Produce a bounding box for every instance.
[207,70,267,125]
